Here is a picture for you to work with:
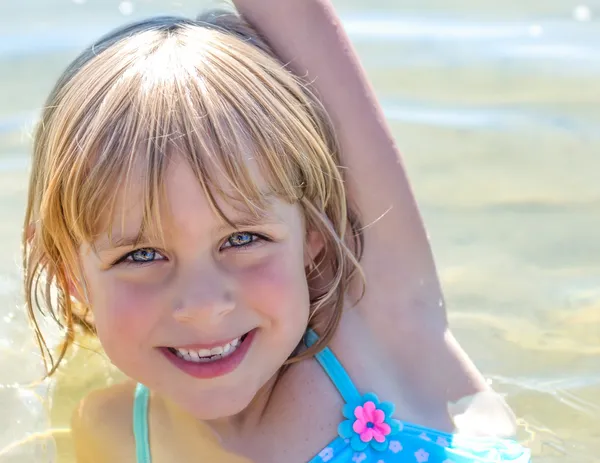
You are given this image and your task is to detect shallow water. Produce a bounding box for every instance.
[1,0,599,461]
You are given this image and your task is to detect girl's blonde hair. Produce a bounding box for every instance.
[23,11,363,377]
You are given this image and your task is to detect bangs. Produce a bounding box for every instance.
[49,24,337,247]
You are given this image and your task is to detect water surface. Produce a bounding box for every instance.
[1,0,599,461]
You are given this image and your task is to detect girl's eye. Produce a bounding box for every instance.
[119,248,166,265]
[221,232,260,250]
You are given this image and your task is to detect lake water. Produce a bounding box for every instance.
[0,0,599,461]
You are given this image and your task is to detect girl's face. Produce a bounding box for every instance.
[79,155,320,420]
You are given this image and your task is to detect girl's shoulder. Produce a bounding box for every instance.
[71,380,138,462]
[71,380,254,463]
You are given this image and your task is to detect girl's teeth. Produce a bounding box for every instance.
[173,336,242,363]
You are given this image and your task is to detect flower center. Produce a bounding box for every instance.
[366,422,374,428]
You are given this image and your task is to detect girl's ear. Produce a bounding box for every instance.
[304,227,325,269]
[28,222,87,304]
[68,277,85,304]
[65,260,90,306]
[27,222,94,326]
[25,223,35,242]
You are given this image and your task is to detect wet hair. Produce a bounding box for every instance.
[23,10,364,377]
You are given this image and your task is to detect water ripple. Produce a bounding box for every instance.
[0,16,598,67]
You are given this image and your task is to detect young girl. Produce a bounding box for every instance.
[24,1,531,462]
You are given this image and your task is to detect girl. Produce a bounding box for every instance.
[23,1,531,462]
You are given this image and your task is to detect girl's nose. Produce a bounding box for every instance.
[173,264,236,325]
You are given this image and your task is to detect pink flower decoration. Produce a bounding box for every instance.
[352,401,392,443]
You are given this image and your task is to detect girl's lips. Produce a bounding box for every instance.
[168,333,244,351]
[160,329,256,379]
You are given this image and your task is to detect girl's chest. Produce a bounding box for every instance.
[235,343,451,462]
[230,359,346,462]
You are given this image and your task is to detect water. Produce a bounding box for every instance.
[1,0,599,461]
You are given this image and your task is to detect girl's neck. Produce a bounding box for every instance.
[161,368,282,447]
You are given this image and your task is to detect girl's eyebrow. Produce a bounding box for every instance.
[216,193,284,230]
[93,208,284,252]
[93,232,151,252]
[216,210,284,233]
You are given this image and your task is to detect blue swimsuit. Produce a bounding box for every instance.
[133,330,531,463]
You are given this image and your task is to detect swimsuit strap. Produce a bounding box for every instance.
[133,383,152,463]
[304,329,362,404]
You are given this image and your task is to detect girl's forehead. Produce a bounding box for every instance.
[162,152,273,209]
[96,153,287,243]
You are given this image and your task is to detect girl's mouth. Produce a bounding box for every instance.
[167,333,249,363]
[161,330,255,379]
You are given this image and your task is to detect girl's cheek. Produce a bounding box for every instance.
[239,252,309,309]
[92,277,164,337]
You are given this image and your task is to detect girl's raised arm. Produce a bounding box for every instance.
[232,0,443,323]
